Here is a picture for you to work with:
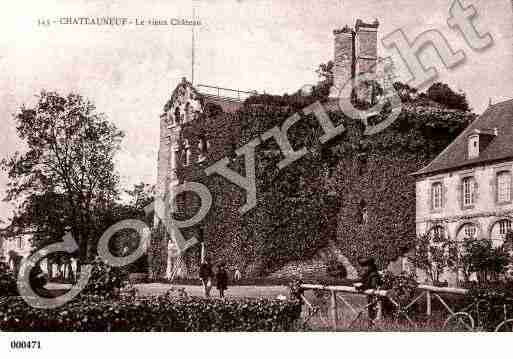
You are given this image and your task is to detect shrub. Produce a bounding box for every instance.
[0,295,302,331]
[326,259,347,279]
[381,271,418,307]
[0,262,18,297]
[81,258,129,298]
[459,238,510,284]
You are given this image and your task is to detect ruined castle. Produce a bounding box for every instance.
[152,19,383,279]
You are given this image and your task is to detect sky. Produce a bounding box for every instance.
[0,0,512,221]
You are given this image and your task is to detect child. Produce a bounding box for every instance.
[216,263,228,298]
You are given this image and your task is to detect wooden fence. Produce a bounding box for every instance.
[299,283,468,330]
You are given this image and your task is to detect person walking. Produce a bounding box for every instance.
[355,257,382,324]
[234,267,241,282]
[216,262,228,298]
[199,258,213,298]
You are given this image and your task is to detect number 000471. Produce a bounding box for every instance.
[10,340,41,349]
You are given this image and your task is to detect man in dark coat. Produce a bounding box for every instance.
[355,257,382,323]
[215,263,228,298]
[199,258,213,297]
[29,262,48,297]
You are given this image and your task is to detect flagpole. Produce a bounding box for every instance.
[191,7,195,85]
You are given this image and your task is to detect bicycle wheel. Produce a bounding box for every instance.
[495,319,513,332]
[443,312,475,331]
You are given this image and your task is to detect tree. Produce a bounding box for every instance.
[316,60,334,84]
[426,82,470,112]
[459,238,510,284]
[393,82,418,103]
[124,182,154,209]
[408,233,458,284]
[1,91,124,263]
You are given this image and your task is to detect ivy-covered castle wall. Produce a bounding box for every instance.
[152,83,473,279]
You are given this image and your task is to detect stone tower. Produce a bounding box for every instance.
[330,25,355,99]
[355,19,379,76]
[153,77,205,278]
[355,19,379,103]
[329,19,379,103]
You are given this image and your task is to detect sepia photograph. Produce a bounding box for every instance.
[1,0,513,356]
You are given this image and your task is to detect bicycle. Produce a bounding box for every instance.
[443,297,513,331]
[347,293,417,330]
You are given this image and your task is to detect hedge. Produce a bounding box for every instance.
[0,295,302,332]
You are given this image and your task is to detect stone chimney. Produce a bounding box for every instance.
[329,20,379,101]
[329,25,355,99]
[355,19,379,75]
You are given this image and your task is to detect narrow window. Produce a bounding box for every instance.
[198,135,207,162]
[183,139,191,166]
[497,171,511,203]
[174,107,181,124]
[462,177,475,206]
[499,220,511,235]
[432,182,443,210]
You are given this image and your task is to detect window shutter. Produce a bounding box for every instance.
[442,183,447,208]
[491,175,497,203]
[427,185,433,211]
[473,179,479,203]
[508,172,513,202]
[457,180,463,209]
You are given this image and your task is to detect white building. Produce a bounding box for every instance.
[413,99,513,283]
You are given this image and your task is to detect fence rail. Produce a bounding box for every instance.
[196,84,257,100]
[299,283,468,330]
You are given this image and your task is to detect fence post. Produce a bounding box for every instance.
[330,290,338,330]
[426,290,432,316]
[376,296,383,321]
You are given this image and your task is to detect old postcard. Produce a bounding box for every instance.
[1,0,513,356]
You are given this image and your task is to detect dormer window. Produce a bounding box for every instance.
[467,129,497,160]
[468,134,479,159]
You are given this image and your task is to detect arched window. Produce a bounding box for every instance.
[428,225,446,241]
[431,182,443,210]
[456,223,478,254]
[463,223,477,239]
[499,219,511,235]
[497,171,511,203]
[197,135,207,162]
[491,219,511,249]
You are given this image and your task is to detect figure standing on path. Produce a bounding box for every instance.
[199,258,213,297]
[234,267,241,282]
[216,263,228,298]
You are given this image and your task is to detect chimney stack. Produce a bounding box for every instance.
[329,25,354,99]
[330,19,379,102]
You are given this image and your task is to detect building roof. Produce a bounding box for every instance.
[413,99,513,176]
